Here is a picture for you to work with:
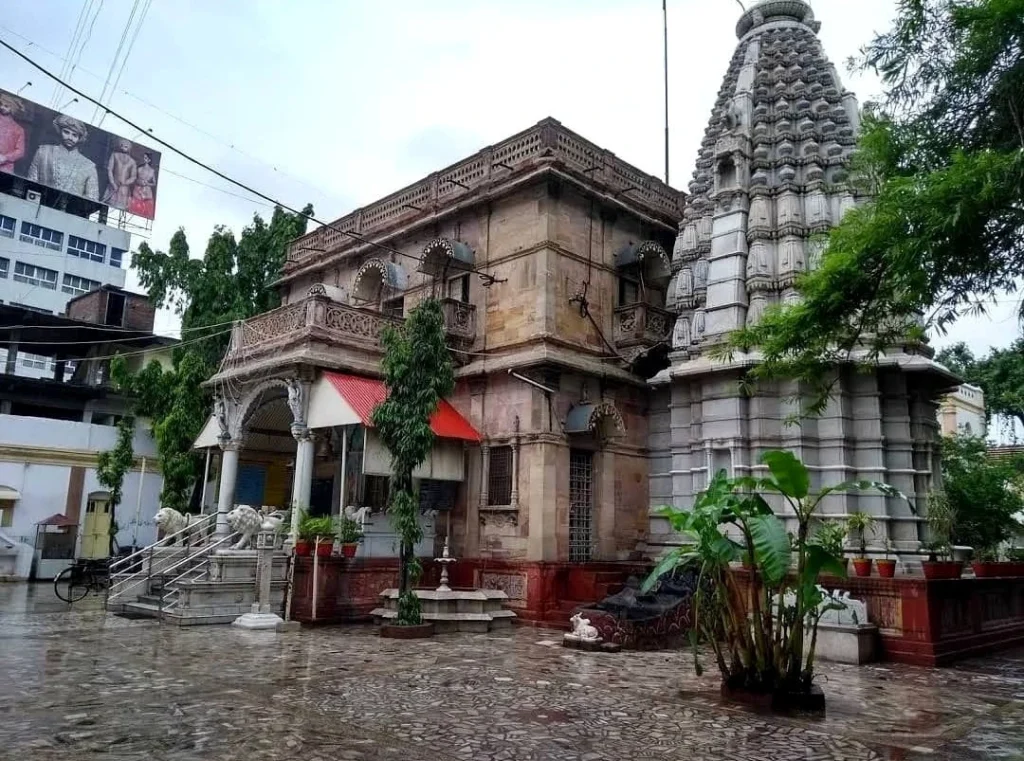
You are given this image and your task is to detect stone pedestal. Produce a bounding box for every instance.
[233,531,287,631]
[810,622,878,665]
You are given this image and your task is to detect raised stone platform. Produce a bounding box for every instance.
[372,588,516,633]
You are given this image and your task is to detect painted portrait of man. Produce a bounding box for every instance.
[26,114,100,201]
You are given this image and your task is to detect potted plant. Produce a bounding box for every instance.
[643,450,905,712]
[294,510,313,557]
[338,516,363,559]
[812,520,848,575]
[846,512,875,577]
[970,546,1008,578]
[922,492,963,579]
[299,515,335,558]
[876,540,897,578]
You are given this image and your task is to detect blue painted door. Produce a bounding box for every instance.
[235,465,266,506]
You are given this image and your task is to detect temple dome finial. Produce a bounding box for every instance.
[736,0,819,39]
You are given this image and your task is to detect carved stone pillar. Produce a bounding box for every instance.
[479,443,491,509]
[509,439,520,511]
[290,424,315,539]
[215,437,242,537]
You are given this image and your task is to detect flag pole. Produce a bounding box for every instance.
[663,0,670,185]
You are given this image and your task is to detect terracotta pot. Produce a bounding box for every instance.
[972,561,1013,578]
[852,558,873,577]
[379,623,434,639]
[315,540,334,558]
[341,543,358,559]
[294,541,312,557]
[922,561,963,580]
[876,559,897,578]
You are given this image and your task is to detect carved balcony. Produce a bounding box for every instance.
[613,302,675,356]
[222,294,400,370]
[441,298,477,346]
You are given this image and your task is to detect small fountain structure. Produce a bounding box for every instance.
[372,532,515,633]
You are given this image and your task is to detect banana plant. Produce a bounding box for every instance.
[644,449,911,694]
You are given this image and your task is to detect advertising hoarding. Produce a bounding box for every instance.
[0,88,161,220]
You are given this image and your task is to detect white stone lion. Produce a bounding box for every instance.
[226,505,288,550]
[569,613,600,641]
[154,507,205,546]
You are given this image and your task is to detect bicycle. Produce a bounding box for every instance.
[53,558,111,604]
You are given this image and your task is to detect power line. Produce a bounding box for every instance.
[161,168,277,208]
[0,316,238,338]
[0,23,346,206]
[91,0,140,123]
[0,38,508,288]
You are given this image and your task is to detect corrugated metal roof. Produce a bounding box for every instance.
[323,372,480,442]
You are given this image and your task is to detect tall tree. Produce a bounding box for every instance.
[724,0,1024,407]
[372,298,454,626]
[107,205,312,511]
[95,414,135,553]
[937,338,1024,431]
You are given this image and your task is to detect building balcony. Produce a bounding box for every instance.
[223,294,400,369]
[441,297,476,346]
[613,302,674,352]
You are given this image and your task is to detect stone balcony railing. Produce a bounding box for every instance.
[285,118,685,270]
[613,302,675,350]
[223,295,400,365]
[222,295,478,367]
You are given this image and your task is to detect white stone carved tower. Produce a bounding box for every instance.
[648,0,953,558]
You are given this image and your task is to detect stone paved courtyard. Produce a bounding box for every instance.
[2,584,1023,760]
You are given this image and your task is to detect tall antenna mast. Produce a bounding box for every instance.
[663,0,670,185]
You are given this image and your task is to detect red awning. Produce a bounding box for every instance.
[36,513,78,527]
[322,372,481,442]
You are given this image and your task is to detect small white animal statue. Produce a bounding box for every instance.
[154,507,205,546]
[569,613,601,641]
[342,505,372,525]
[226,505,289,550]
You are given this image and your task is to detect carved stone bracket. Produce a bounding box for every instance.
[479,508,519,528]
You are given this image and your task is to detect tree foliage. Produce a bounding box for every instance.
[936,338,1024,431]
[95,414,135,553]
[936,433,1024,552]
[103,206,311,512]
[723,0,1024,408]
[371,298,454,626]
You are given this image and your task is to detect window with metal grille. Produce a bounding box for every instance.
[382,296,404,319]
[13,262,58,290]
[110,247,126,268]
[62,273,100,296]
[0,215,15,239]
[363,475,390,510]
[67,235,106,263]
[0,257,8,279]
[19,352,49,370]
[19,221,63,251]
[568,449,594,562]
[488,446,513,506]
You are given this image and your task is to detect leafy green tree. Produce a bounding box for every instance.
[103,206,311,512]
[96,414,136,553]
[725,0,1024,408]
[937,433,1024,553]
[372,298,454,626]
[937,338,1024,431]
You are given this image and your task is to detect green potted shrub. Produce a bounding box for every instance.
[812,520,848,574]
[299,515,335,558]
[876,539,897,578]
[337,516,363,559]
[922,492,962,579]
[970,546,1007,578]
[846,512,876,577]
[294,509,313,556]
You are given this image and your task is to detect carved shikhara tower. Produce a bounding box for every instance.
[647,0,954,555]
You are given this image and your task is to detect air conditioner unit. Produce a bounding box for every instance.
[26,190,41,205]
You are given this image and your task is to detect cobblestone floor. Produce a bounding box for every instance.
[2,583,1023,761]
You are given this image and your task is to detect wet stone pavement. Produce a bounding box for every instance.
[2,584,1023,761]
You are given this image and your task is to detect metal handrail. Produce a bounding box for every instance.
[155,532,239,618]
[109,513,217,574]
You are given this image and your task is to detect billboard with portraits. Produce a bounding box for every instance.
[0,88,161,220]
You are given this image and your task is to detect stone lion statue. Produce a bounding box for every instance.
[154,507,205,546]
[226,505,288,550]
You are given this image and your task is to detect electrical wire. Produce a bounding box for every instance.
[29,326,231,364]
[0,317,238,335]
[100,0,154,129]
[0,39,508,287]
[91,0,140,123]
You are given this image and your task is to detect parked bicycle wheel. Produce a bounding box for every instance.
[53,567,90,603]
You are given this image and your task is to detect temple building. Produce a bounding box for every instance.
[198,0,952,622]
[648,0,954,555]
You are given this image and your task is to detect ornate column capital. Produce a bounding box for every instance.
[218,434,244,452]
[291,423,312,442]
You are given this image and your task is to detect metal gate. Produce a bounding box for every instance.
[568,449,594,562]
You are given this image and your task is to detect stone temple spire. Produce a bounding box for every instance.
[670,0,861,354]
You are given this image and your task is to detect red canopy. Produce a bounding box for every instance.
[323,372,481,442]
[36,513,78,527]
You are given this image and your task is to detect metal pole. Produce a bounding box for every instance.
[339,427,348,512]
[663,0,670,185]
[312,539,320,622]
[132,456,146,550]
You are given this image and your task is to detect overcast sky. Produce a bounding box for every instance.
[1,0,1019,353]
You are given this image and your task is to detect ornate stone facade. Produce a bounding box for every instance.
[649,0,953,558]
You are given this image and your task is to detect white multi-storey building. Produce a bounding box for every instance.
[0,191,129,378]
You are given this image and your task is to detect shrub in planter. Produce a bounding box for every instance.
[338,516,363,558]
[847,511,876,577]
[876,541,897,578]
[644,450,907,710]
[971,546,1010,577]
[922,494,963,579]
[299,515,335,558]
